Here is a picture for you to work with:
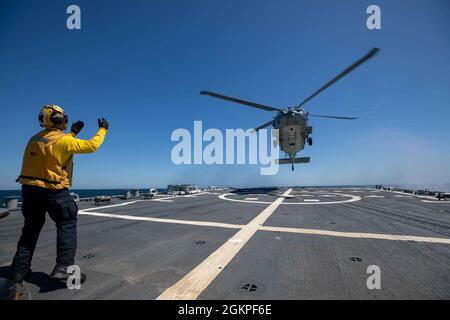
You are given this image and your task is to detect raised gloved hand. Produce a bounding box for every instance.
[70,121,84,135]
[98,117,109,130]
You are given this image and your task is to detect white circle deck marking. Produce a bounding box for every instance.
[219,192,361,205]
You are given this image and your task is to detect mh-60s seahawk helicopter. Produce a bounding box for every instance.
[201,48,380,171]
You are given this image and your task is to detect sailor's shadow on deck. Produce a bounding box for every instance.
[0,266,66,293]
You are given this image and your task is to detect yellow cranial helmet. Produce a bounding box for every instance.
[38,105,68,128]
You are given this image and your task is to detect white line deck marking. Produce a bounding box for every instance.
[244,197,259,200]
[156,189,293,300]
[80,193,212,212]
[80,200,144,212]
[421,200,450,203]
[303,199,320,202]
[81,210,450,246]
[365,195,384,198]
[78,211,244,229]
[259,226,450,244]
[379,189,438,200]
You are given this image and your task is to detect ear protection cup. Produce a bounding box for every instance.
[50,111,66,125]
[39,105,67,128]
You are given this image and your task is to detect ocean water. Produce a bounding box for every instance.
[0,189,166,207]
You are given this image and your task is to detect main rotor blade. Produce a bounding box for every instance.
[253,120,274,131]
[298,48,380,108]
[310,114,357,120]
[200,91,281,112]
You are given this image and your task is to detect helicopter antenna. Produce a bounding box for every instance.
[297,48,380,108]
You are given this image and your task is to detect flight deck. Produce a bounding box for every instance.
[0,188,449,299]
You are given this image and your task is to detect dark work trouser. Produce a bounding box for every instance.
[11,185,78,275]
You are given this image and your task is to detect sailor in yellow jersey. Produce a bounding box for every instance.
[11,104,109,284]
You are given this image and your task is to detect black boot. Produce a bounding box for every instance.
[50,265,86,283]
[10,268,32,284]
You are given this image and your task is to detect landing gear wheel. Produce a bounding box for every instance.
[307,137,313,146]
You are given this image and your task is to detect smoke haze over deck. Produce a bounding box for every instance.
[0,0,449,189]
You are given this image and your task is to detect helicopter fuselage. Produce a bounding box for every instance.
[273,108,312,159]
[200,48,379,170]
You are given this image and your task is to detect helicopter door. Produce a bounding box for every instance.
[288,129,296,146]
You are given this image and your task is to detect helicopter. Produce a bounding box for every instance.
[201,47,380,171]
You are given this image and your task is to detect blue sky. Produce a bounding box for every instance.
[1,0,449,189]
